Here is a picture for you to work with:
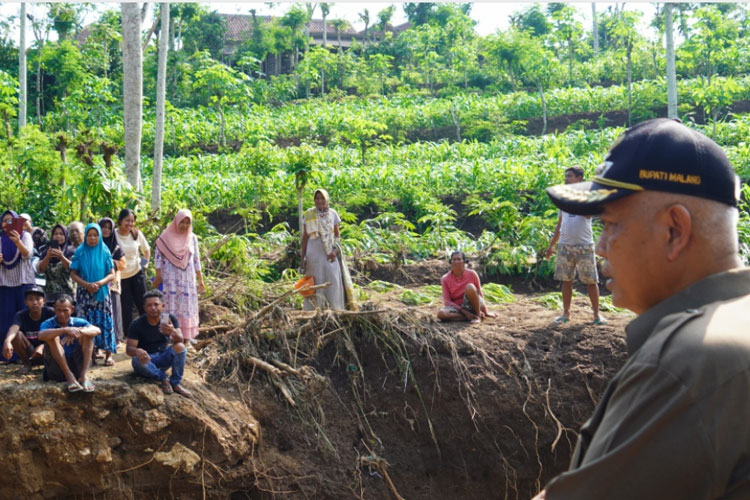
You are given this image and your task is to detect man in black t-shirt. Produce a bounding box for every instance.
[126,289,192,398]
[3,285,55,373]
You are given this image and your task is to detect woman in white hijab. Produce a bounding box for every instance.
[300,189,355,311]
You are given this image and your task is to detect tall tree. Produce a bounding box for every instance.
[591,3,599,54]
[121,3,143,191]
[320,3,331,47]
[330,19,350,52]
[191,51,251,147]
[304,2,317,51]
[403,3,437,26]
[608,10,642,126]
[510,4,550,37]
[182,8,227,60]
[18,2,26,129]
[376,6,395,43]
[665,4,677,119]
[518,32,561,134]
[280,6,308,69]
[47,4,83,41]
[358,9,370,50]
[547,3,583,86]
[679,5,740,82]
[152,3,169,213]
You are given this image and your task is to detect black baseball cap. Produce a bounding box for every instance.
[24,285,45,298]
[546,118,740,215]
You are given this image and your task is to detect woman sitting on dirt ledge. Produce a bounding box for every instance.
[437,251,495,324]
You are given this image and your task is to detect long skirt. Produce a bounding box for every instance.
[303,237,345,310]
[0,284,32,361]
[160,266,200,340]
[76,287,115,354]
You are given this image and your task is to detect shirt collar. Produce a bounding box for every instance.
[625,267,750,355]
[51,317,74,328]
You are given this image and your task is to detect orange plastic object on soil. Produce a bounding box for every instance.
[294,275,315,296]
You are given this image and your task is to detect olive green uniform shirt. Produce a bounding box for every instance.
[546,268,750,500]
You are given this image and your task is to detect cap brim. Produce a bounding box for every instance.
[546,181,636,216]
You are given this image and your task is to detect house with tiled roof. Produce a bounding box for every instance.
[77,12,408,77]
[221,13,365,75]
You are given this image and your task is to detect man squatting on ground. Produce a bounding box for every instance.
[532,118,750,499]
[2,285,55,373]
[39,294,100,393]
[126,289,192,398]
[545,166,605,325]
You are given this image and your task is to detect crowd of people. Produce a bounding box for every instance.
[0,208,203,397]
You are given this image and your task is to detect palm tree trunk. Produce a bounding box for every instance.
[35,39,44,127]
[322,14,327,47]
[665,4,678,119]
[18,2,27,130]
[538,82,547,135]
[122,2,143,191]
[591,3,599,54]
[626,45,633,126]
[219,103,226,147]
[152,3,170,214]
[297,186,304,232]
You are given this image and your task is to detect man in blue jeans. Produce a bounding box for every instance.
[126,289,192,398]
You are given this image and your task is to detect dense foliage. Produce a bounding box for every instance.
[2,2,750,282]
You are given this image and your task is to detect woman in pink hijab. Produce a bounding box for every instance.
[153,210,205,344]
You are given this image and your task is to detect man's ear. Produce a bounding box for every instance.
[665,204,692,262]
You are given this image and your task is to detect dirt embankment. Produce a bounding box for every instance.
[0,367,258,499]
[0,287,629,499]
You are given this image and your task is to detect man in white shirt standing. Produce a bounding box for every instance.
[545,166,605,325]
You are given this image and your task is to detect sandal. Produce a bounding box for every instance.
[593,317,608,325]
[67,381,83,393]
[554,315,570,324]
[81,379,95,393]
[104,357,115,367]
[160,379,174,395]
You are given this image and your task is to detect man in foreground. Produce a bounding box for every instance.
[39,295,100,392]
[2,285,55,373]
[126,290,192,398]
[545,166,604,325]
[534,118,750,499]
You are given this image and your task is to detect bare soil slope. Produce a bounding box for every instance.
[0,282,630,499]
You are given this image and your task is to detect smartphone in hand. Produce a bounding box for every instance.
[3,216,27,236]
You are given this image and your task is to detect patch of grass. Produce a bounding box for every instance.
[367,280,402,293]
[399,289,435,306]
[482,283,516,304]
[533,291,563,310]
[421,284,443,296]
